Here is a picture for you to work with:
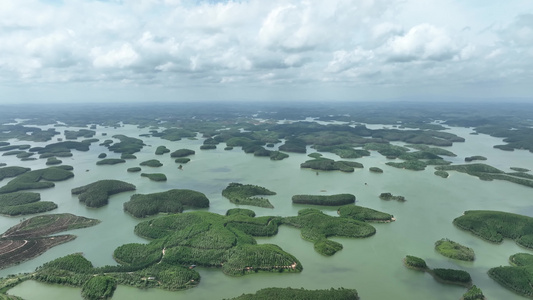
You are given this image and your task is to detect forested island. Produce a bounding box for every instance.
[72,180,136,208]
[124,189,210,217]
[222,183,276,208]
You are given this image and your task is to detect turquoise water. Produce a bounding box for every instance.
[2,123,533,299]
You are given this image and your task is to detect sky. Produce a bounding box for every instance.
[0,0,532,103]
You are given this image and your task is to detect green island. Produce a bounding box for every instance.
[0,167,74,194]
[434,170,449,178]
[301,158,363,172]
[462,285,485,300]
[337,204,394,222]
[364,143,410,158]
[31,253,199,296]
[81,275,116,300]
[403,255,472,287]
[369,167,383,173]
[488,252,533,298]
[32,140,96,158]
[511,167,530,172]
[127,167,141,172]
[222,183,276,208]
[0,125,58,142]
[379,192,406,202]
[200,144,216,150]
[152,128,196,141]
[72,180,136,208]
[96,158,126,165]
[386,160,429,171]
[434,238,475,261]
[227,287,359,300]
[282,208,378,256]
[312,144,370,159]
[291,194,355,206]
[403,255,428,270]
[0,195,57,216]
[465,155,487,162]
[405,144,457,157]
[2,150,26,157]
[0,145,32,152]
[453,210,533,248]
[45,157,62,166]
[174,158,190,164]
[155,145,170,155]
[139,159,163,167]
[128,210,302,276]
[436,163,533,188]
[64,129,95,140]
[170,149,195,157]
[140,173,167,182]
[120,153,136,159]
[0,167,30,181]
[98,153,107,159]
[0,214,99,269]
[106,135,145,154]
[123,189,210,218]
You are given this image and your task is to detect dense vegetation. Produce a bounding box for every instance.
[106,135,145,154]
[403,255,472,287]
[0,167,74,194]
[129,211,302,276]
[0,201,57,216]
[488,252,533,297]
[453,210,533,248]
[72,180,136,208]
[139,159,163,167]
[379,193,406,202]
[292,194,355,206]
[0,166,30,181]
[301,158,363,172]
[81,276,116,300]
[283,208,377,256]
[120,153,136,159]
[46,157,62,165]
[140,173,167,182]
[462,285,485,300]
[127,167,141,172]
[436,163,533,189]
[432,268,472,285]
[155,145,170,155]
[337,205,393,222]
[465,155,487,162]
[369,167,383,173]
[64,129,95,140]
[0,214,99,269]
[434,239,475,261]
[228,287,359,300]
[222,183,276,208]
[174,158,190,164]
[96,158,126,165]
[434,170,449,178]
[170,149,195,157]
[124,189,210,218]
[32,252,200,295]
[403,255,427,270]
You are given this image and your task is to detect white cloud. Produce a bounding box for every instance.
[383,24,459,62]
[92,44,139,68]
[0,0,532,102]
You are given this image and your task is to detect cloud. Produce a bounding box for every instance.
[383,24,460,62]
[0,0,532,102]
